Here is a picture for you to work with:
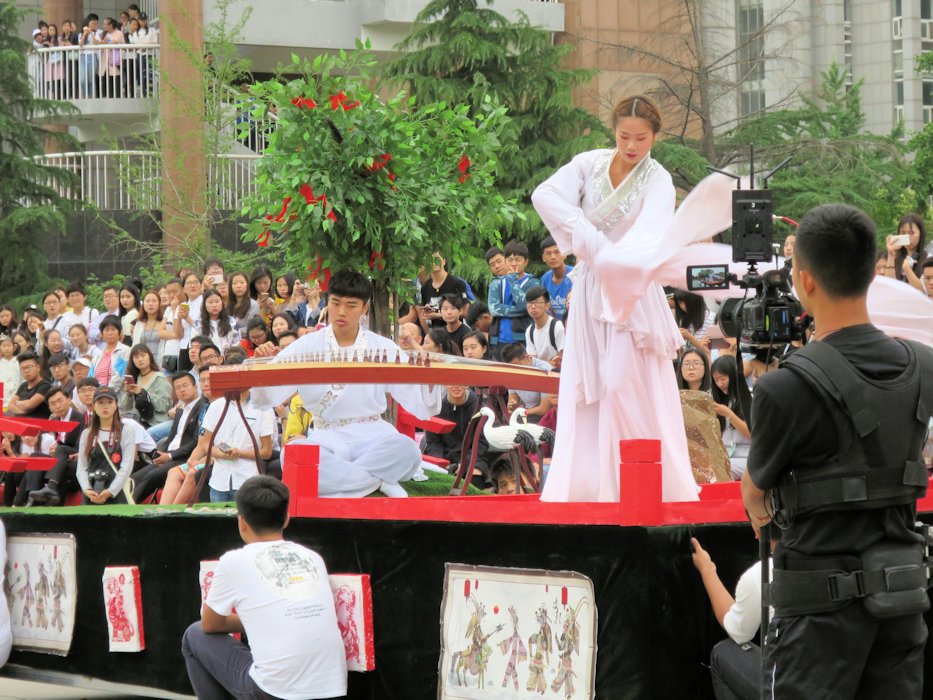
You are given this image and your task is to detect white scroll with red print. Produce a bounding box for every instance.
[439,564,596,700]
[198,561,375,671]
[4,534,77,655]
[102,565,145,652]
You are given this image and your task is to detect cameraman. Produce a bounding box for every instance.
[741,204,933,698]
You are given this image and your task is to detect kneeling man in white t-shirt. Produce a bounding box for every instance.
[182,476,347,699]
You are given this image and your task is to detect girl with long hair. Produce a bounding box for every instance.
[710,355,751,479]
[676,348,712,393]
[118,282,141,345]
[226,271,260,335]
[200,289,240,354]
[461,330,492,361]
[131,289,165,364]
[118,344,172,427]
[249,266,276,324]
[77,387,136,504]
[0,305,18,336]
[883,213,929,291]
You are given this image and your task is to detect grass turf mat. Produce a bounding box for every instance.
[0,472,485,516]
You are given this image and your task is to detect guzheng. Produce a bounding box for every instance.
[209,351,560,395]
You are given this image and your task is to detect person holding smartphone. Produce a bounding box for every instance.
[882,214,928,291]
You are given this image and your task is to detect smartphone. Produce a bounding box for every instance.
[211,274,224,286]
[124,374,135,385]
[180,302,190,312]
[258,292,270,301]
[893,233,911,247]
[216,442,232,453]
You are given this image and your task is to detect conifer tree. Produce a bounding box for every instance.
[385,0,608,245]
[0,3,78,297]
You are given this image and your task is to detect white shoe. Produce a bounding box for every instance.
[378,481,408,498]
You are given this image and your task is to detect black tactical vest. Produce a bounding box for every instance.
[770,339,933,525]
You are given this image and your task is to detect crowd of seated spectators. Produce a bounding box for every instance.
[1,221,931,505]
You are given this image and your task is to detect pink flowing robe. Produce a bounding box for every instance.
[532,149,700,502]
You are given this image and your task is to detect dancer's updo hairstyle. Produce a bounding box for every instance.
[611,95,662,133]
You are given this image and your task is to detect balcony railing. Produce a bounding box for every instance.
[33,151,260,211]
[27,44,160,102]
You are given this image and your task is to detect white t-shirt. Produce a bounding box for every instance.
[162,306,180,358]
[723,559,773,645]
[206,540,347,699]
[202,399,275,491]
[179,296,203,349]
[525,316,565,363]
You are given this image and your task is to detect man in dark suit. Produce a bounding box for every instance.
[25,387,86,506]
[131,372,207,502]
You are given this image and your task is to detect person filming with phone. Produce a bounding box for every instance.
[881,214,928,292]
[741,204,933,698]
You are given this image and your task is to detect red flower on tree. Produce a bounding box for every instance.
[457,155,471,183]
[290,97,318,109]
[329,91,360,111]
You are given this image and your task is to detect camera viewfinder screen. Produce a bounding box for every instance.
[686,265,730,291]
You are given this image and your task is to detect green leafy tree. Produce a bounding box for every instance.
[240,45,517,334]
[384,0,608,245]
[908,51,933,211]
[720,63,919,233]
[0,3,79,298]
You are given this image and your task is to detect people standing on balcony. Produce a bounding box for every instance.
[78,15,100,99]
[136,13,156,97]
[96,18,125,99]
[60,20,80,99]
[45,24,63,99]
[119,11,131,37]
[125,18,142,97]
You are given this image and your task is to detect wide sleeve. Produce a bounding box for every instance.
[386,381,443,421]
[76,432,90,491]
[248,332,321,408]
[531,150,603,259]
[591,168,676,325]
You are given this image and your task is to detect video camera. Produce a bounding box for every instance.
[685,152,805,349]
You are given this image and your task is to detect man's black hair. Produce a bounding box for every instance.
[465,302,490,327]
[498,342,528,364]
[77,377,100,389]
[794,204,876,298]
[17,351,39,365]
[541,235,557,250]
[171,370,196,386]
[327,269,373,304]
[525,286,550,304]
[503,240,529,259]
[439,293,462,310]
[484,247,504,262]
[236,475,290,533]
[48,352,70,367]
[197,364,212,375]
[166,277,183,287]
[224,345,247,359]
[65,282,86,296]
[921,258,933,271]
[223,355,245,366]
[277,330,299,343]
[190,335,211,347]
[198,343,221,358]
[46,386,69,402]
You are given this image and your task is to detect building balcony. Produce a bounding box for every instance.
[33,150,260,211]
[27,45,161,141]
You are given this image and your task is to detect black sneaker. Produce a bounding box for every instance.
[27,485,61,506]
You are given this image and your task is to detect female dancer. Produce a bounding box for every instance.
[532,95,698,502]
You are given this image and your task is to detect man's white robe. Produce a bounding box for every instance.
[250,327,443,497]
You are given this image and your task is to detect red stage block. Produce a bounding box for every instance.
[282,443,320,515]
[619,439,661,464]
[618,440,663,523]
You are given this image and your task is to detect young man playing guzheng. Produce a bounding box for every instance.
[251,270,443,498]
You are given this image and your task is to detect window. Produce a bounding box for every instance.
[740,89,766,117]
[737,1,765,83]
